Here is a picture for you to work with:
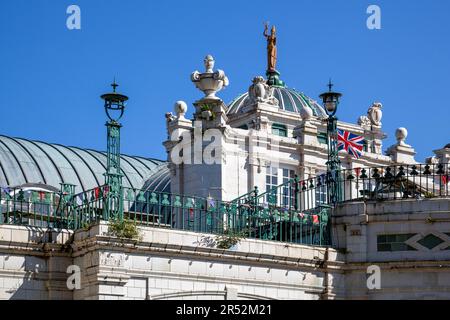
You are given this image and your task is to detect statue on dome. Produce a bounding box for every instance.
[264,22,277,72]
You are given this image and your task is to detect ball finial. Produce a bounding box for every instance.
[174,101,188,119]
[395,127,408,146]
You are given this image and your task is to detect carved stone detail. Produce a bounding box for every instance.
[358,115,371,127]
[248,76,279,106]
[100,253,125,267]
[368,102,383,127]
[191,55,229,100]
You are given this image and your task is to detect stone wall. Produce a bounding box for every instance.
[71,224,341,300]
[333,198,450,299]
[0,225,73,300]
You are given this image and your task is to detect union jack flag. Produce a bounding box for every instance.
[337,129,365,159]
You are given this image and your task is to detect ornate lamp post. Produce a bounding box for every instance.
[319,80,342,205]
[100,81,128,220]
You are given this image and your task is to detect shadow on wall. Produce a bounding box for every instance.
[1,226,73,300]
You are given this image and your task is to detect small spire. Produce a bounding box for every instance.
[327,78,334,92]
[111,78,118,92]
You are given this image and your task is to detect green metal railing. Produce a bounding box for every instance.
[0,183,76,229]
[229,181,331,246]
[1,163,448,247]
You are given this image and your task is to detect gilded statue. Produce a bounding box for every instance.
[264,23,277,72]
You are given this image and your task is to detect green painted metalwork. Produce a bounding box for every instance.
[100,81,128,221]
[56,183,75,229]
[266,70,285,87]
[326,114,342,204]
[320,80,343,205]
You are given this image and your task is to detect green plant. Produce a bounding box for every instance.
[423,192,436,199]
[108,219,141,240]
[215,229,247,249]
[200,104,216,120]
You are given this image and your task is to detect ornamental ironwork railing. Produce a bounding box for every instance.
[0,183,76,229]
[0,163,448,247]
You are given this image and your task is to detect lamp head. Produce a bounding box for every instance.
[101,81,128,122]
[319,80,342,116]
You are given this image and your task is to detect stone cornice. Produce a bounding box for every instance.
[71,234,345,273]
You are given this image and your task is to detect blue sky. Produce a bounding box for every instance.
[0,0,449,161]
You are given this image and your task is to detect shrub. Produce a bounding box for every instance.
[215,230,247,249]
[108,219,141,240]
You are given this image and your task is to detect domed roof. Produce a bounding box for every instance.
[0,135,169,193]
[227,86,327,118]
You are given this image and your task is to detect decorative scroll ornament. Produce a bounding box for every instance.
[248,76,279,106]
[191,55,229,100]
[367,102,383,126]
[358,115,371,127]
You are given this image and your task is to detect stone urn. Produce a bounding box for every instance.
[191,55,229,100]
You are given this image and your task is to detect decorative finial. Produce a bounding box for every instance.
[367,102,383,127]
[327,79,334,92]
[111,78,118,93]
[395,127,408,146]
[204,55,215,73]
[174,101,188,120]
[191,55,229,100]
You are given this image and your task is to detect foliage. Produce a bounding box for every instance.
[81,221,91,231]
[423,192,436,199]
[214,229,247,249]
[108,219,142,240]
[200,104,216,120]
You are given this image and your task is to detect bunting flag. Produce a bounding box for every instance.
[207,197,215,209]
[338,129,364,159]
[94,187,100,199]
[298,213,309,223]
[312,214,319,225]
[76,194,84,205]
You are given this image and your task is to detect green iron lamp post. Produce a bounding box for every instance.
[100,81,128,221]
[319,80,342,205]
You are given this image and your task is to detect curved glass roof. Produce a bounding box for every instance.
[227,86,327,118]
[0,135,170,193]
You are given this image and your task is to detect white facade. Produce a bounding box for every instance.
[163,55,425,202]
